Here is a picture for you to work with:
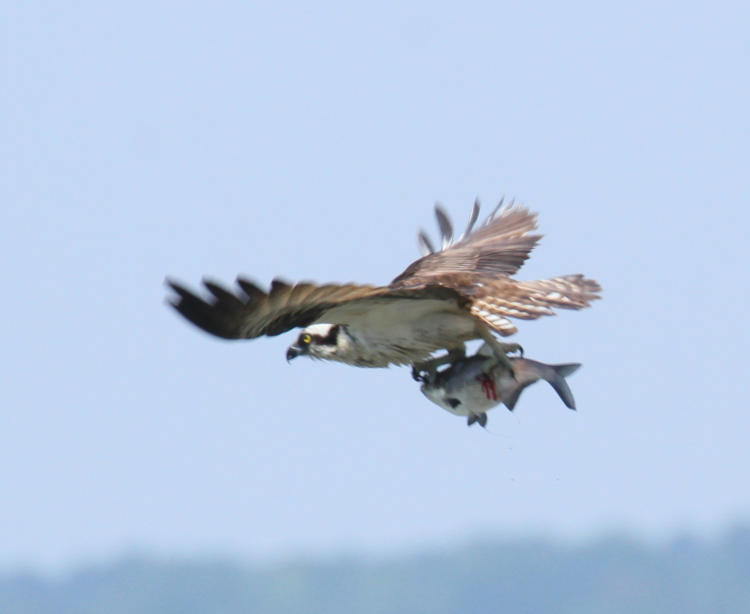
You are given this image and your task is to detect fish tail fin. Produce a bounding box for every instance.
[547,363,581,410]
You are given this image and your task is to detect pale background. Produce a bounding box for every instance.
[2,1,748,571]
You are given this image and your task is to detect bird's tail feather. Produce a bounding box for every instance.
[471,274,601,336]
[515,275,602,311]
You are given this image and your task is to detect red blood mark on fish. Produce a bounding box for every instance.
[476,374,498,401]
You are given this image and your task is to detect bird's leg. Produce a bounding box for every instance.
[411,345,466,382]
[477,328,522,377]
[503,342,524,357]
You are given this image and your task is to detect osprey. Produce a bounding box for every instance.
[165,200,600,373]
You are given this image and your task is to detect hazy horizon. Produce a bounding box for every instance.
[8,519,750,577]
[3,527,749,613]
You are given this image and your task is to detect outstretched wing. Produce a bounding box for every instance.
[166,277,386,339]
[166,277,465,340]
[167,200,600,342]
[390,200,601,336]
[392,199,542,286]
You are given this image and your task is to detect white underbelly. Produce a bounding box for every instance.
[319,297,482,366]
[349,309,478,366]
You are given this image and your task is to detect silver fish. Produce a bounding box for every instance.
[419,345,580,427]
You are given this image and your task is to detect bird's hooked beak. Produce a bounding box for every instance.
[286,344,302,362]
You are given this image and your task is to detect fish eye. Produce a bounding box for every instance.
[300,333,312,345]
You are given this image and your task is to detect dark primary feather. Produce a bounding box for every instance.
[434,205,454,248]
[417,230,436,256]
[165,277,385,339]
[165,277,467,341]
[461,199,480,240]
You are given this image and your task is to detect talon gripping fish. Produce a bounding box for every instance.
[419,344,581,427]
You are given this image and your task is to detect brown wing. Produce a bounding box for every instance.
[165,277,466,340]
[390,201,601,336]
[391,200,542,286]
[165,277,388,339]
[167,201,600,341]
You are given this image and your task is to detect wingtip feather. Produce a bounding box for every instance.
[434,204,454,248]
[418,230,435,255]
[461,199,480,239]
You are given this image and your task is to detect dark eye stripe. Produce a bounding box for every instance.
[319,325,340,345]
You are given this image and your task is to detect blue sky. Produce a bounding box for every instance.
[2,1,748,571]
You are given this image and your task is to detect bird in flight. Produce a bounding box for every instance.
[165,199,600,375]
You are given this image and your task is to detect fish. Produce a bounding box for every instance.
[418,343,581,427]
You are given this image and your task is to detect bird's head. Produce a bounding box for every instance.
[286,324,348,362]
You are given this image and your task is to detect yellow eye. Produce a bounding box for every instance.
[301,333,312,344]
